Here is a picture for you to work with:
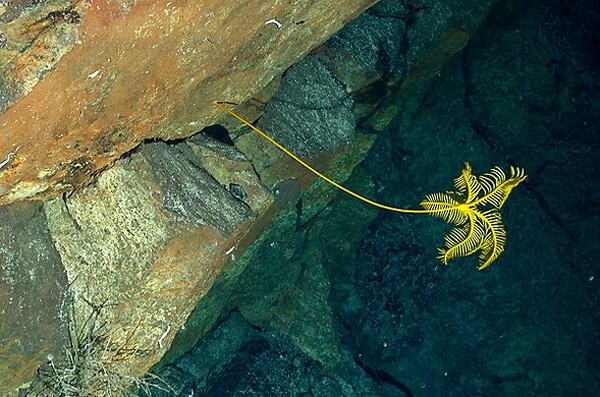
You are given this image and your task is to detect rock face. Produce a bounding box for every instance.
[0,0,377,205]
[0,0,379,393]
[0,201,68,393]
[42,140,261,379]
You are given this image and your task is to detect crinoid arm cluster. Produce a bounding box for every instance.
[421,163,527,269]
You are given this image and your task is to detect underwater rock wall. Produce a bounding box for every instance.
[0,0,382,393]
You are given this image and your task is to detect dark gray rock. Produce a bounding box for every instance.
[0,201,68,393]
[325,10,408,87]
[257,56,355,157]
[147,312,391,397]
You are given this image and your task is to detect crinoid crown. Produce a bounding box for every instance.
[421,163,527,269]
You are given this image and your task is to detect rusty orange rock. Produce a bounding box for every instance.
[0,0,377,205]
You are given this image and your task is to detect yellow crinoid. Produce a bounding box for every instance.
[213,101,527,270]
[420,163,526,269]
